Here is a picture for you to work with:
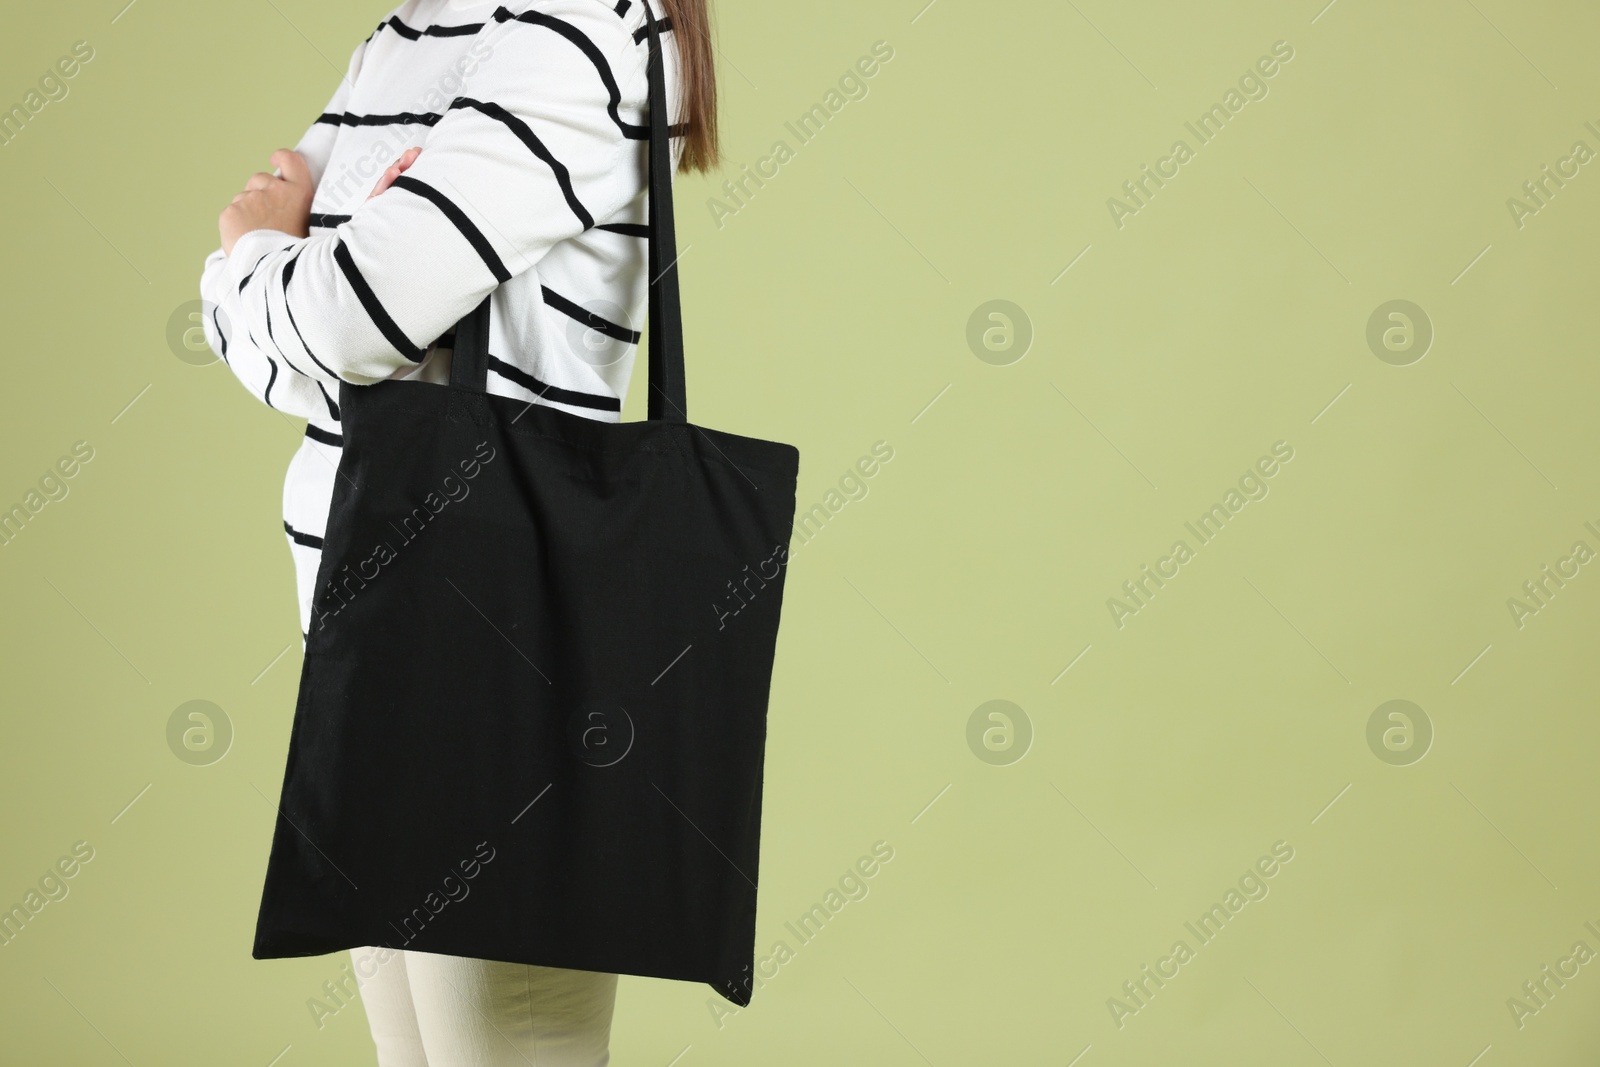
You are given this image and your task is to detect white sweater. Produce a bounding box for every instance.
[199,0,682,638]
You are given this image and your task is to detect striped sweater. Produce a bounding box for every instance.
[198,0,682,639]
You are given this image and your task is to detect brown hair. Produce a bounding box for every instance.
[654,0,719,173]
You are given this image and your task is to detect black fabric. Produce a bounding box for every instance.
[252,1,799,1008]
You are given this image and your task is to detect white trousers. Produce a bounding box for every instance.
[349,946,618,1067]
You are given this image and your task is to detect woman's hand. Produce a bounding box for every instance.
[219,146,422,256]
[219,148,315,256]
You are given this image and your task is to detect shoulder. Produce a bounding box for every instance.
[486,0,673,71]
[472,0,657,93]
[483,0,641,43]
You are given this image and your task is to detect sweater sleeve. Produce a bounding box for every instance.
[198,33,371,419]
[199,249,340,420]
[222,0,642,388]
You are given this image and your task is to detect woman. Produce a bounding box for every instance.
[197,1,717,1062]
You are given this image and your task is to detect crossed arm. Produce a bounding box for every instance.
[196,36,378,420]
[197,0,644,417]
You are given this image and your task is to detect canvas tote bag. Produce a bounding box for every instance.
[252,2,800,1007]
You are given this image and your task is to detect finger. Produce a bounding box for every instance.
[245,172,277,192]
[367,166,400,200]
[366,147,424,200]
[272,148,313,190]
[368,157,407,199]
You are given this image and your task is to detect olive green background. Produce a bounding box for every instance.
[3,0,1599,1063]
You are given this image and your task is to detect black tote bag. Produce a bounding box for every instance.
[252,3,800,1007]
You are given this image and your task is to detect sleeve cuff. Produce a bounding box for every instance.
[199,248,228,307]
[223,229,304,290]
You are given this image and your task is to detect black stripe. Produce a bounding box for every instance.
[305,424,344,447]
[308,213,350,229]
[315,111,443,128]
[211,306,229,362]
[264,261,316,380]
[333,241,425,362]
[238,249,274,292]
[316,381,341,421]
[257,340,279,410]
[283,251,344,381]
[541,285,640,343]
[284,521,324,549]
[632,15,672,43]
[377,15,484,40]
[614,0,632,15]
[431,330,458,349]
[242,326,276,407]
[263,284,293,374]
[448,98,593,228]
[490,8,647,140]
[486,354,620,412]
[597,222,649,237]
[390,175,510,282]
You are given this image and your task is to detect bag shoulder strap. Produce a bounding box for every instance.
[450,0,687,423]
[640,0,687,421]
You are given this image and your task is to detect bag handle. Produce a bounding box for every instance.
[450,0,687,423]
